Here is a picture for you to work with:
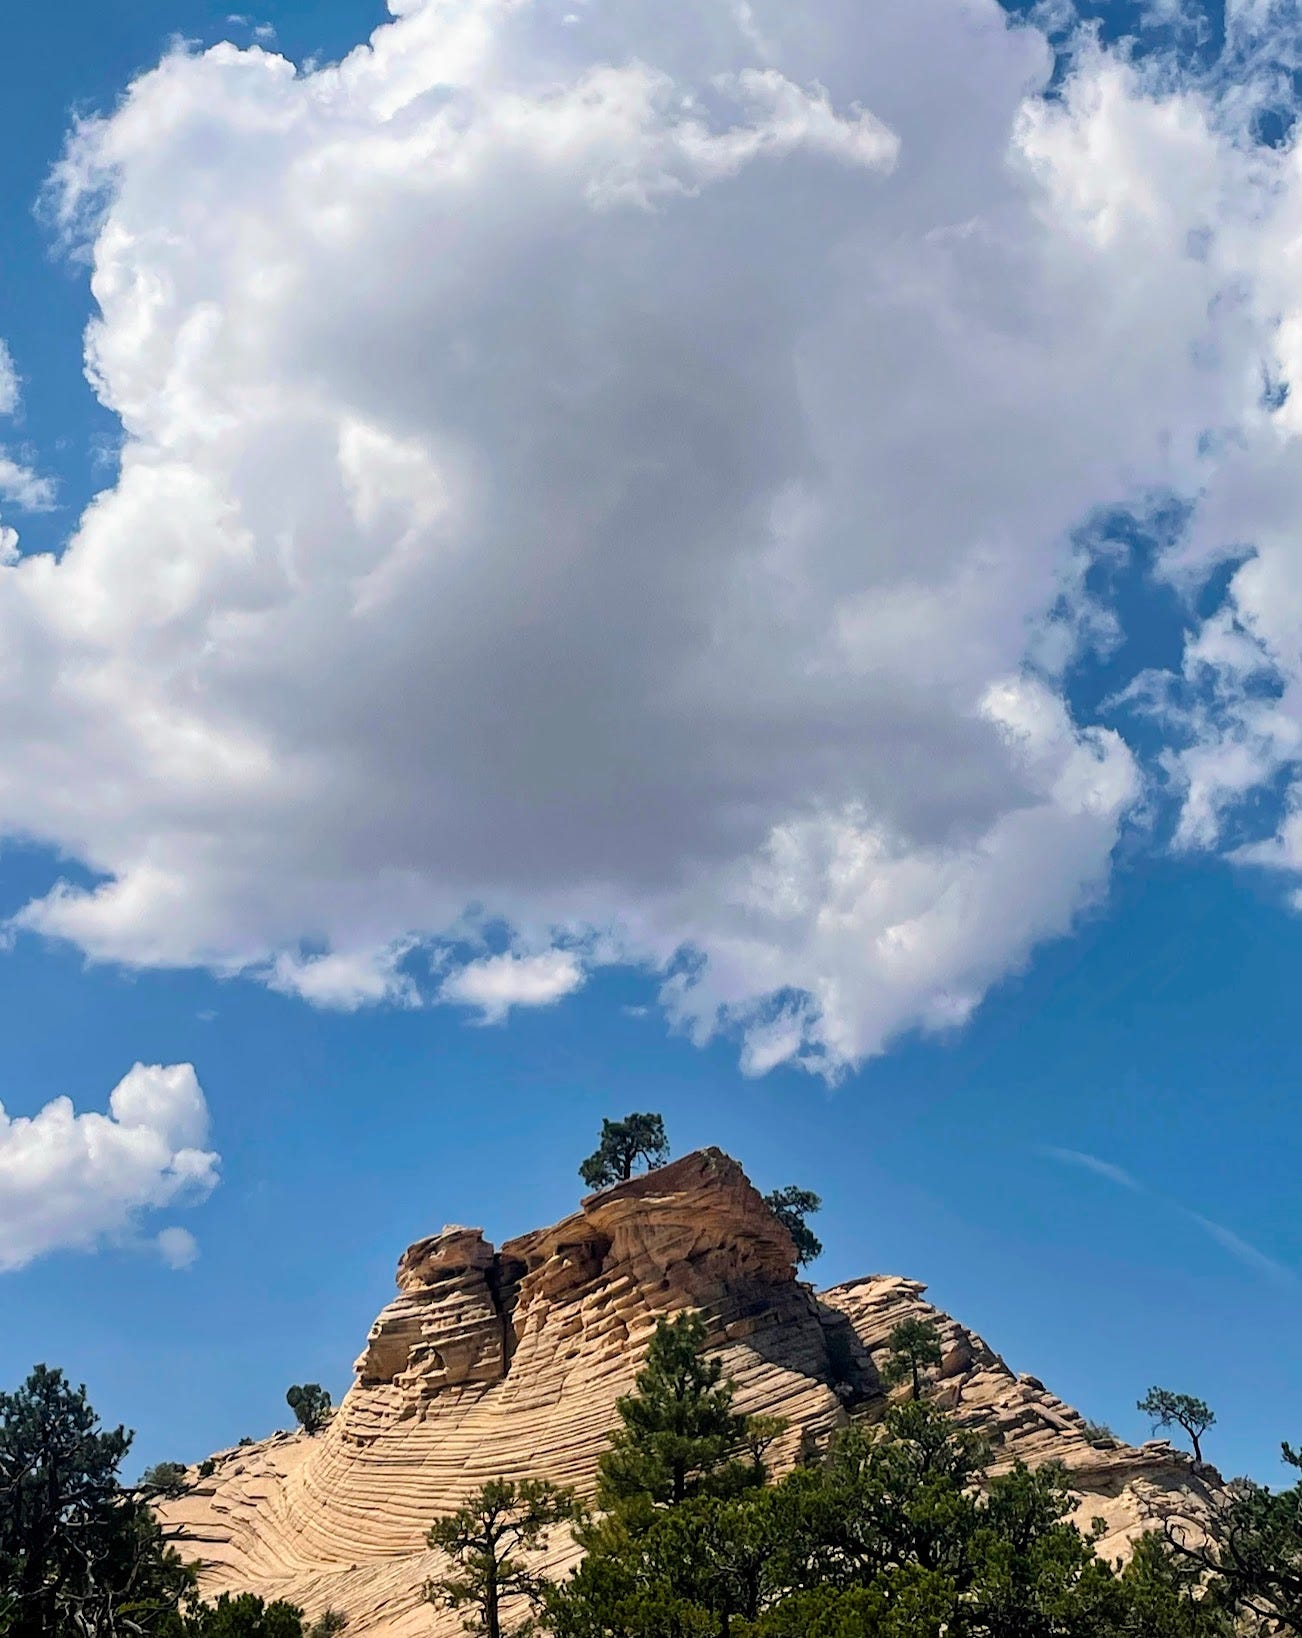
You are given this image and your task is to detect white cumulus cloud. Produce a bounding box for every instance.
[2,0,1301,1072]
[441,948,586,1022]
[0,1063,220,1272]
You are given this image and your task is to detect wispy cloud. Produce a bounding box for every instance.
[1040,1146,1298,1289]
[1041,1145,1141,1191]
[1183,1212,1297,1288]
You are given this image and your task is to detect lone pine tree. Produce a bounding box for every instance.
[578,1115,669,1191]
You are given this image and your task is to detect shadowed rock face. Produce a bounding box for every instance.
[160,1150,1220,1637]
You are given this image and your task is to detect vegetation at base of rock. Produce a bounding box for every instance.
[183,1591,308,1636]
[1166,1440,1302,1633]
[0,1364,194,1636]
[596,1313,784,1511]
[542,1325,1245,1638]
[0,1365,315,1636]
[1080,1420,1119,1445]
[578,1114,669,1190]
[285,1383,332,1436]
[879,1315,943,1402]
[306,1612,349,1638]
[762,1187,823,1267]
[426,1479,581,1637]
[1140,1387,1217,1464]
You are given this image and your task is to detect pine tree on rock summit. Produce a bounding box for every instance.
[578,1115,669,1191]
[762,1186,823,1267]
[1138,1387,1216,1464]
[285,1384,332,1436]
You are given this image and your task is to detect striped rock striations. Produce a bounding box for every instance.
[161,1149,1220,1636]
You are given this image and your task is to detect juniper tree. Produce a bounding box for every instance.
[578,1116,668,1190]
[880,1316,943,1402]
[762,1187,823,1267]
[426,1479,579,1638]
[1138,1387,1216,1464]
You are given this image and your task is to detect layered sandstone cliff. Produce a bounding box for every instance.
[161,1150,1219,1635]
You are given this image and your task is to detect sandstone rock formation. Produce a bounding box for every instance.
[160,1150,1220,1635]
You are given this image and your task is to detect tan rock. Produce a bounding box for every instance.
[159,1150,1220,1634]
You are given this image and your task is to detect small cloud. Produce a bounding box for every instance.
[620,1003,649,1018]
[440,948,584,1024]
[0,342,20,419]
[1041,1146,1142,1192]
[0,454,55,513]
[253,22,277,43]
[270,941,419,1009]
[197,1008,218,1022]
[156,1226,199,1269]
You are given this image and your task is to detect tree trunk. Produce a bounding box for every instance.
[486,1558,500,1638]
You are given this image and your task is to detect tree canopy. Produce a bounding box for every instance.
[762,1188,823,1268]
[0,1363,193,1637]
[285,1385,332,1437]
[578,1115,669,1190]
[1167,1440,1302,1633]
[1138,1387,1216,1465]
[427,1479,580,1638]
[879,1317,943,1403]
[595,1312,780,1512]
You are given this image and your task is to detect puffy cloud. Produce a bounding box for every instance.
[0,1063,219,1271]
[156,1225,200,1269]
[2,0,1298,1072]
[441,948,586,1022]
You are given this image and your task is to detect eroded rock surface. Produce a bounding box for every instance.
[160,1150,1219,1636]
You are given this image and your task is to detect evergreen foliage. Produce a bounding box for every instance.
[1138,1388,1216,1464]
[1167,1440,1302,1633]
[0,1363,194,1636]
[182,1592,306,1637]
[879,1316,943,1402]
[140,1462,191,1500]
[762,1188,823,1267]
[596,1313,781,1511]
[578,1116,669,1190]
[426,1479,581,1638]
[285,1385,332,1436]
[305,1613,349,1638]
[545,1398,1232,1637]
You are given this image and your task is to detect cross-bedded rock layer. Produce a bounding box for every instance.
[160,1150,1219,1636]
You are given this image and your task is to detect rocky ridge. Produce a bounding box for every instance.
[160,1150,1220,1636]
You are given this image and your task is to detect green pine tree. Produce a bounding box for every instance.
[597,1313,779,1510]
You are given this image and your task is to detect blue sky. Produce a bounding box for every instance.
[0,0,1299,1493]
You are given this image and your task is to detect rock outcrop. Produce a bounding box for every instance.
[160,1150,1219,1635]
